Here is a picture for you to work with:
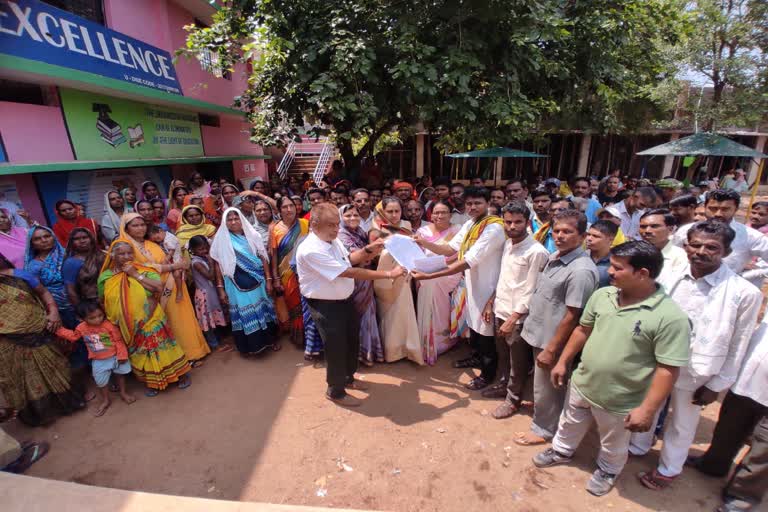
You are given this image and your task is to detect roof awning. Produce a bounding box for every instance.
[0,155,270,175]
[0,55,245,118]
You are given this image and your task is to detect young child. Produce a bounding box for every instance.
[56,301,136,416]
[148,225,184,303]
[188,235,232,352]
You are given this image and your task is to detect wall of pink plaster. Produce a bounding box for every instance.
[103,0,247,108]
[14,174,48,227]
[0,102,74,164]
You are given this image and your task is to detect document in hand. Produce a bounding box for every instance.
[414,256,447,273]
[384,234,426,272]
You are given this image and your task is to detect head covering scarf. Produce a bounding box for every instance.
[102,190,124,240]
[176,205,216,250]
[374,200,413,235]
[52,199,97,246]
[0,207,28,269]
[393,180,416,200]
[339,204,368,248]
[210,207,268,278]
[418,187,435,203]
[141,180,161,200]
[220,184,240,209]
[24,225,66,285]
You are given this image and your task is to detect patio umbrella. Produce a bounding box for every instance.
[446,147,548,185]
[637,132,767,213]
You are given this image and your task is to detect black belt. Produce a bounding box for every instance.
[305,296,351,304]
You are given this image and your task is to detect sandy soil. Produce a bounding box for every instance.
[5,339,748,512]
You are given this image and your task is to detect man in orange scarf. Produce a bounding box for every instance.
[413,187,506,390]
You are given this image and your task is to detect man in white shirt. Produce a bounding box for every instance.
[296,203,404,407]
[613,187,657,240]
[638,209,688,290]
[477,201,549,415]
[413,187,506,390]
[636,220,762,491]
[673,189,768,287]
[688,317,768,512]
[352,188,375,232]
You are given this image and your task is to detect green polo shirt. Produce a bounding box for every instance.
[572,286,690,415]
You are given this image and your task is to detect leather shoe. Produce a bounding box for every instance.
[481,383,507,399]
[325,393,362,407]
[453,356,481,369]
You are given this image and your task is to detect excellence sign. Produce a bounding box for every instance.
[0,0,182,94]
[60,88,203,160]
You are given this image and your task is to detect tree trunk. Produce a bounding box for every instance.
[338,140,360,174]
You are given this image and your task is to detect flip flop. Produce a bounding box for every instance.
[513,432,548,446]
[6,442,49,474]
[637,469,676,490]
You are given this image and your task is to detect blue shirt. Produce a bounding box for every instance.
[594,255,611,288]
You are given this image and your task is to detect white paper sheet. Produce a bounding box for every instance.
[384,234,426,272]
[414,256,447,273]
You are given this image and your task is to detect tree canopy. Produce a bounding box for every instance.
[651,0,767,132]
[182,0,686,168]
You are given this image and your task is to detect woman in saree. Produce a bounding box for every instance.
[269,196,307,348]
[99,241,191,395]
[62,227,105,306]
[372,197,412,235]
[372,199,423,365]
[220,184,240,210]
[210,208,278,356]
[0,208,27,269]
[118,214,211,364]
[165,186,189,232]
[0,254,85,426]
[175,205,216,254]
[51,199,100,248]
[415,200,463,365]
[338,204,384,366]
[101,189,126,242]
[121,186,137,212]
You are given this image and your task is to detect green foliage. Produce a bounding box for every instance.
[180,0,686,164]
[651,0,768,131]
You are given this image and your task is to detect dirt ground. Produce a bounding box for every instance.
[5,339,754,512]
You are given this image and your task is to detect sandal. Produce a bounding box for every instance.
[178,375,192,390]
[144,388,160,397]
[0,407,17,424]
[190,360,204,369]
[492,402,519,419]
[6,442,49,473]
[465,377,490,391]
[637,469,676,490]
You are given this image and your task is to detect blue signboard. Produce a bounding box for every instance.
[0,0,183,95]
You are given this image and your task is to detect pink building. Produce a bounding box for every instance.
[0,0,268,227]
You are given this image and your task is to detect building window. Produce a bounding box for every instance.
[198,114,221,127]
[45,0,105,25]
[194,19,232,80]
[0,80,46,105]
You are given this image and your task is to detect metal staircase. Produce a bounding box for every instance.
[277,137,337,183]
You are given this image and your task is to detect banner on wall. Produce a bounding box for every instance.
[37,168,170,225]
[0,0,182,94]
[60,88,204,161]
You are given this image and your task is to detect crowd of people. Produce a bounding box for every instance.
[0,165,766,511]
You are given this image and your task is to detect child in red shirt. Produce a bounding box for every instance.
[57,301,136,416]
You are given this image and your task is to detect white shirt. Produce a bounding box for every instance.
[296,232,354,300]
[494,235,550,323]
[451,210,471,226]
[614,200,643,240]
[657,241,689,291]
[359,211,375,233]
[731,317,768,406]
[666,264,762,392]
[448,218,506,336]
[163,232,182,262]
[674,220,768,274]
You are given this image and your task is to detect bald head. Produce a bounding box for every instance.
[311,202,341,242]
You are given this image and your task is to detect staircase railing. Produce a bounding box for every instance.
[313,140,334,184]
[276,140,296,179]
